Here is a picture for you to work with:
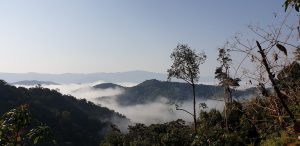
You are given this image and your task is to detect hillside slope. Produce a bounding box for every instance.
[0,80,129,146]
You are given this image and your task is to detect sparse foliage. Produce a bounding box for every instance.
[167,44,206,84]
[226,7,300,143]
[215,47,241,130]
[167,44,206,132]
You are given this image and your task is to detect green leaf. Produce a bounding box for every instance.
[34,136,40,144]
[284,1,289,11]
[276,43,288,56]
[296,5,300,12]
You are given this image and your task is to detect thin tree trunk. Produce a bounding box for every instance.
[256,41,296,124]
[224,86,229,130]
[224,101,228,130]
[225,86,232,103]
[14,123,20,146]
[224,68,231,130]
[192,83,197,132]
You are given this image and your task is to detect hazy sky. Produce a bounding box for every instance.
[0,0,295,75]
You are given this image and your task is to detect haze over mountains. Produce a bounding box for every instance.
[0,71,165,84]
[12,80,60,85]
[0,71,258,144]
[11,77,256,124]
[91,79,256,124]
[0,70,215,85]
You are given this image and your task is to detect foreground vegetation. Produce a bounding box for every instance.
[102,68,300,145]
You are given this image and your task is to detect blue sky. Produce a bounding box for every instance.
[0,0,296,75]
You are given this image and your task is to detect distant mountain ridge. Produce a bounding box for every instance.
[0,71,214,84]
[95,79,256,105]
[0,71,167,84]
[12,80,59,85]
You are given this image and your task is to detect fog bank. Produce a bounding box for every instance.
[14,82,224,125]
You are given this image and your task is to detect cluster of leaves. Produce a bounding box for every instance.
[167,44,206,84]
[215,48,240,89]
[195,103,259,146]
[101,119,194,146]
[277,61,300,96]
[243,97,299,146]
[0,104,54,145]
[284,0,300,12]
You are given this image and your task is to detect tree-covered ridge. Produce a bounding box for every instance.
[96,79,256,105]
[0,80,129,146]
[93,83,126,90]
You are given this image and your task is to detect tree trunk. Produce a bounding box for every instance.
[225,86,232,103]
[192,83,197,132]
[256,41,296,124]
[224,86,229,130]
[14,122,20,146]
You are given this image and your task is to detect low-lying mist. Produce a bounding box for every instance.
[14,82,224,125]
[96,96,224,125]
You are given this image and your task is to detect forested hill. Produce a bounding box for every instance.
[95,79,256,105]
[93,82,126,89]
[0,80,129,145]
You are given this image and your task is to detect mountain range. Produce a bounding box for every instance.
[0,70,215,84]
[0,71,165,84]
[95,79,256,105]
[12,80,60,86]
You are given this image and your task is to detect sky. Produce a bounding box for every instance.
[0,0,296,75]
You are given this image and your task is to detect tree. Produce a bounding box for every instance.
[256,41,296,123]
[167,44,207,132]
[228,11,299,125]
[215,47,240,129]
